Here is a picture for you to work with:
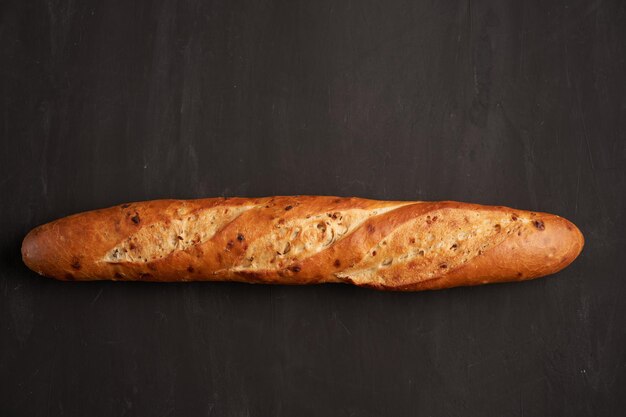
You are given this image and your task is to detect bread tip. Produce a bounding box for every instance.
[21,228,37,271]
[22,226,48,276]
[567,217,585,260]
[545,214,584,273]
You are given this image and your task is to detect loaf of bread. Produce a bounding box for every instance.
[21,196,584,291]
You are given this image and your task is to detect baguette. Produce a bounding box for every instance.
[21,196,584,291]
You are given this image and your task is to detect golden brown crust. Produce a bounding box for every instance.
[21,196,584,291]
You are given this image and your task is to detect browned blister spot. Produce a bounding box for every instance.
[187,266,194,273]
[70,257,81,270]
[131,214,140,224]
[533,220,545,230]
[333,259,341,267]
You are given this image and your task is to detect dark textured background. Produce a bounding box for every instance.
[1,0,625,416]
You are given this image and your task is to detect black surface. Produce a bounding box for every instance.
[1,0,625,416]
